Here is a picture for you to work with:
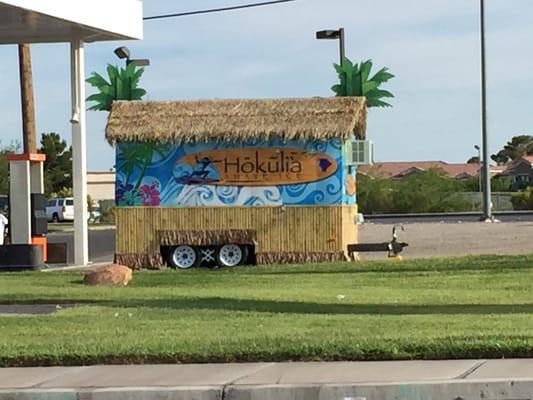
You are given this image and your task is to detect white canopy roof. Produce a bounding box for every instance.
[0,0,143,44]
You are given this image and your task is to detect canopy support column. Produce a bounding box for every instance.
[70,40,88,266]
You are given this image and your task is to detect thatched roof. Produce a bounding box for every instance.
[105,97,366,144]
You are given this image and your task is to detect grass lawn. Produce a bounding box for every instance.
[1,254,533,366]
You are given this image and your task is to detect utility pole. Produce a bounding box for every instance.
[338,28,345,66]
[480,0,492,220]
[18,44,37,153]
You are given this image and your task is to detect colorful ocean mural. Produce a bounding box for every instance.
[115,137,356,207]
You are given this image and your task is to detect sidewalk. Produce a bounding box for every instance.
[1,359,533,400]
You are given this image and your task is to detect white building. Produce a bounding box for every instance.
[87,170,115,202]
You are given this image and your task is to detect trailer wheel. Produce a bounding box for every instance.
[216,244,245,267]
[169,245,200,269]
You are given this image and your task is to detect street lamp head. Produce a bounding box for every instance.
[114,46,130,60]
[127,58,150,67]
[474,145,480,150]
[316,29,341,40]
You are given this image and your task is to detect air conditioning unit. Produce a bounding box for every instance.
[345,140,374,165]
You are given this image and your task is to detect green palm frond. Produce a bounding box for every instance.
[86,63,147,112]
[332,57,395,108]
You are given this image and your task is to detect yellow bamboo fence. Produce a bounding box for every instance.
[115,205,357,268]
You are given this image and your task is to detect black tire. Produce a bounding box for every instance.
[168,245,201,269]
[216,244,245,268]
[52,213,59,223]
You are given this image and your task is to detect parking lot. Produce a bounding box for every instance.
[358,220,533,260]
[46,220,533,265]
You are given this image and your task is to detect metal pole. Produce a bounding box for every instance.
[339,27,345,65]
[477,147,482,193]
[70,40,89,266]
[480,0,492,220]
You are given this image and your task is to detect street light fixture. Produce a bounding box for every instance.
[316,28,345,65]
[114,45,150,67]
[113,46,130,60]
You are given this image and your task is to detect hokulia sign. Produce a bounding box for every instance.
[177,147,337,186]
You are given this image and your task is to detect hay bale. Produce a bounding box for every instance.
[83,264,133,286]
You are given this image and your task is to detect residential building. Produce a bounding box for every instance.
[499,155,533,190]
[358,161,479,179]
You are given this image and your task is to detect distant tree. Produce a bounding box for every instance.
[332,58,395,107]
[491,135,533,165]
[40,133,72,196]
[467,156,480,164]
[0,141,21,195]
[357,169,472,214]
[86,64,147,112]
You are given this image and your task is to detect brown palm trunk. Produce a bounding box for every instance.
[18,44,36,153]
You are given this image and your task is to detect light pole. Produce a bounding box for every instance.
[479,0,492,220]
[114,46,150,67]
[316,28,345,65]
[474,145,481,194]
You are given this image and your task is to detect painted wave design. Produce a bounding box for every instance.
[173,186,282,206]
[117,138,346,207]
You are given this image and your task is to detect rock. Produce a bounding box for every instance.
[83,264,133,286]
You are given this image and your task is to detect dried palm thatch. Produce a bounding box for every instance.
[105,97,366,144]
[159,229,257,247]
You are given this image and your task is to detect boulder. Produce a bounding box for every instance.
[83,263,133,286]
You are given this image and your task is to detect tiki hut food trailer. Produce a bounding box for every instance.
[105,97,366,269]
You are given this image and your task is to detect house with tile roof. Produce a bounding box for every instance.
[499,155,533,189]
[358,161,480,179]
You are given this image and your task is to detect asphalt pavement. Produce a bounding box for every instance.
[45,217,533,265]
[47,227,115,265]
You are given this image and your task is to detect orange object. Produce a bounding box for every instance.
[5,152,46,162]
[32,236,47,262]
[345,174,356,196]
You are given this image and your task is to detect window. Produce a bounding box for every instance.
[57,199,64,205]
[46,200,56,207]
[516,174,530,183]
[345,140,374,165]
[65,199,74,206]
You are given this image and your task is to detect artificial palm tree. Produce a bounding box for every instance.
[86,63,147,111]
[332,58,394,107]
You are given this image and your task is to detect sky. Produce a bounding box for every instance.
[1,0,533,170]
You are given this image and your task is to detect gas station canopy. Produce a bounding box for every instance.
[0,0,143,44]
[0,0,143,267]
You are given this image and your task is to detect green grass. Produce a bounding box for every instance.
[2,254,533,366]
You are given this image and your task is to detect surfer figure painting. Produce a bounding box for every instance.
[176,156,221,184]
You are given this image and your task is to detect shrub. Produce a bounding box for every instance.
[511,187,533,210]
[357,169,473,214]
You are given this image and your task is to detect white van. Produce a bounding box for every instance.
[46,197,74,222]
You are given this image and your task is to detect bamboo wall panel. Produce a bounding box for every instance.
[116,205,358,255]
[341,205,358,250]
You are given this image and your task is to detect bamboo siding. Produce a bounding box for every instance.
[116,205,358,255]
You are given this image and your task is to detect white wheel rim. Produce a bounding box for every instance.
[172,246,197,269]
[219,244,243,267]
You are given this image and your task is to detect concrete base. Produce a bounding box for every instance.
[0,244,43,270]
[2,360,533,400]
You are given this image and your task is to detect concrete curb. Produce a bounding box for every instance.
[0,386,223,400]
[41,262,110,272]
[227,379,533,400]
[2,379,533,400]
[47,225,115,234]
